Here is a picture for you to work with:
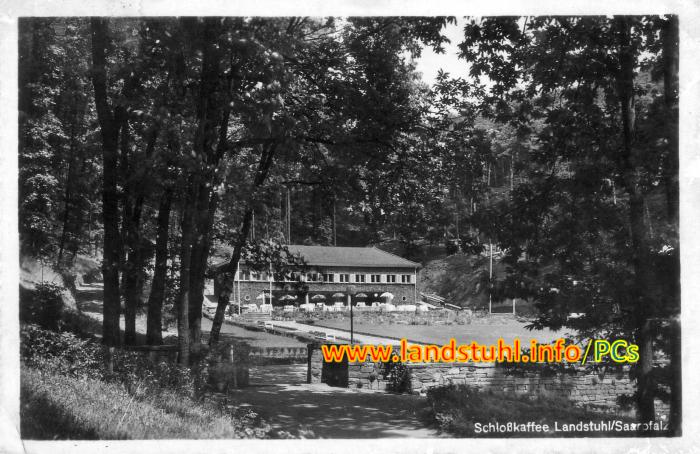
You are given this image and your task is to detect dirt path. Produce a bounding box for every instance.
[230,364,440,438]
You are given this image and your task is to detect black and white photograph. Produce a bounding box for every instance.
[2,2,699,453]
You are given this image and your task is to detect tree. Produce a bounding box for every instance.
[19,19,99,265]
[207,17,453,344]
[90,18,125,347]
[459,16,680,427]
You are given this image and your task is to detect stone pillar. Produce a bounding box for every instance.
[308,343,323,383]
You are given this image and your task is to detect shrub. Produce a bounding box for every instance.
[20,283,64,330]
[20,324,207,398]
[206,342,251,392]
[383,360,411,393]
[20,324,104,380]
[444,240,459,256]
[426,384,631,437]
[20,325,283,439]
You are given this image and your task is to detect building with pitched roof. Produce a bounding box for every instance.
[208,245,421,310]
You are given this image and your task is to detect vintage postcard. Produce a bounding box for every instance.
[2,1,699,453]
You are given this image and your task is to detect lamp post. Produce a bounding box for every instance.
[346,285,356,344]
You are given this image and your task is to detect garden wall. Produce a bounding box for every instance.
[124,343,251,389]
[307,344,670,420]
[249,346,309,361]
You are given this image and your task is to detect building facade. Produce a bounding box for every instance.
[208,245,420,308]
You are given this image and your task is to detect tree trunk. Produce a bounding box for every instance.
[57,119,82,267]
[147,188,172,345]
[662,15,679,222]
[209,208,254,345]
[510,152,514,192]
[90,18,122,347]
[188,190,218,349]
[177,179,197,366]
[616,17,655,424]
[123,207,147,347]
[209,143,278,345]
[122,127,157,345]
[57,151,75,266]
[183,16,227,352]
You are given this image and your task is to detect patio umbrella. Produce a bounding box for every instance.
[279,294,297,301]
[332,292,345,299]
[355,293,368,298]
[311,294,326,300]
[255,292,270,300]
[380,292,394,299]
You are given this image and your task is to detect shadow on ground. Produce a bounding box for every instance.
[226,374,440,438]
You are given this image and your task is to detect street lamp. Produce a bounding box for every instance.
[346,285,356,344]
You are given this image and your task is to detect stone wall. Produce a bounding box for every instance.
[307,344,670,420]
[249,346,309,361]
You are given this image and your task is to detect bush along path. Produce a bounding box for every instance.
[19,324,297,439]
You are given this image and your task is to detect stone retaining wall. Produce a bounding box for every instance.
[249,346,309,360]
[307,344,670,420]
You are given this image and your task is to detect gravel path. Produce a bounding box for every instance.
[228,364,440,438]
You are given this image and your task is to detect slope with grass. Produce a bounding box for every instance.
[21,366,269,439]
[419,252,512,309]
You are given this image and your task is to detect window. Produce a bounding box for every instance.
[370,274,381,283]
[307,273,321,282]
[324,273,335,283]
[401,274,412,283]
[355,274,366,283]
[339,274,350,283]
[240,270,250,281]
[386,274,397,283]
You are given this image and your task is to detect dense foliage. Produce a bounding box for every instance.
[458,16,679,427]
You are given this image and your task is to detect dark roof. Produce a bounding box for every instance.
[284,245,419,269]
[210,245,421,270]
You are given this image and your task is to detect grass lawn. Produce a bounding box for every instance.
[312,317,568,345]
[201,317,307,348]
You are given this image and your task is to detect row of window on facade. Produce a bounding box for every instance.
[236,270,414,284]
